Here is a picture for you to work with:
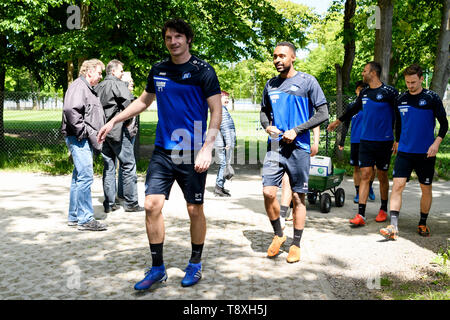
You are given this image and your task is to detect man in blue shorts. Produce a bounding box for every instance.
[97,19,222,289]
[380,64,448,240]
[328,61,399,227]
[337,80,376,204]
[260,42,329,263]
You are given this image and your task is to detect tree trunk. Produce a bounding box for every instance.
[430,0,450,99]
[374,0,394,84]
[0,35,6,151]
[67,60,74,87]
[335,64,344,160]
[342,0,356,90]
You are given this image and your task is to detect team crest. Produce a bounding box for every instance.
[419,99,427,106]
[182,72,191,80]
[376,93,383,100]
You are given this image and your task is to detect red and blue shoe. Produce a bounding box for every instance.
[134,264,167,290]
[181,262,202,287]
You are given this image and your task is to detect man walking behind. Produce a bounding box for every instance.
[97,19,221,289]
[260,42,329,263]
[380,64,448,240]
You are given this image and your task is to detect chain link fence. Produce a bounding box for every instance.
[1,91,448,178]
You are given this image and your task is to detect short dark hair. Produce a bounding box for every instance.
[366,61,382,78]
[403,64,423,77]
[276,41,296,56]
[355,80,365,89]
[105,59,124,76]
[162,19,194,48]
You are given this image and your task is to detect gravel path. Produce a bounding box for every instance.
[0,169,448,300]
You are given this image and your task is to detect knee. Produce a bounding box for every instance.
[392,181,406,193]
[187,204,204,219]
[144,198,163,217]
[263,188,277,201]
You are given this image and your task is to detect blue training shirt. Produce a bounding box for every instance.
[397,88,446,154]
[340,83,398,142]
[261,71,327,152]
[145,56,221,151]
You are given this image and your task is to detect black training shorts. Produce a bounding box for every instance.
[393,151,436,185]
[145,146,207,204]
[358,140,393,171]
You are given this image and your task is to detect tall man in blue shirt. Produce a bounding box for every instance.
[328,61,399,227]
[98,19,222,289]
[260,42,329,263]
[380,64,448,240]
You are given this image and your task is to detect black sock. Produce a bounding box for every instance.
[289,201,293,209]
[280,205,289,218]
[292,228,303,247]
[189,243,204,264]
[390,210,399,228]
[355,185,359,195]
[369,181,373,189]
[358,203,366,217]
[150,243,164,267]
[270,218,284,237]
[380,199,388,212]
[419,212,428,226]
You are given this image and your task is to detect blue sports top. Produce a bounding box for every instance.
[340,83,398,142]
[260,71,327,152]
[396,88,447,154]
[145,55,221,150]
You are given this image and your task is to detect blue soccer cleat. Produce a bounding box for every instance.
[134,264,167,290]
[369,187,376,201]
[181,262,202,287]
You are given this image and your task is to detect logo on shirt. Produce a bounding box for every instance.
[401,101,407,104]
[182,72,191,80]
[376,93,383,100]
[289,85,300,92]
[159,72,166,76]
[156,81,166,92]
[419,99,427,106]
[270,94,279,103]
[399,107,409,116]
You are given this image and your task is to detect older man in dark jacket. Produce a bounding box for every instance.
[62,58,107,231]
[95,60,144,213]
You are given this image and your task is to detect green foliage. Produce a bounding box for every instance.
[432,246,450,267]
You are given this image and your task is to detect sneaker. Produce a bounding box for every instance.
[134,264,167,290]
[349,214,366,226]
[375,209,388,222]
[353,193,359,204]
[267,235,287,257]
[369,187,376,201]
[104,203,121,213]
[77,219,107,231]
[286,245,301,263]
[125,205,145,212]
[67,221,78,227]
[285,207,293,221]
[380,225,398,240]
[115,196,124,205]
[181,262,202,287]
[417,225,431,237]
[214,185,230,197]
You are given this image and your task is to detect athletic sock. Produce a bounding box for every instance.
[380,199,388,212]
[270,218,284,237]
[280,205,289,218]
[355,185,359,195]
[358,203,366,218]
[189,243,204,264]
[389,210,399,229]
[419,212,428,226]
[292,228,303,247]
[289,201,293,209]
[369,181,374,189]
[150,243,164,267]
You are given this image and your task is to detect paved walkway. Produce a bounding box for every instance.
[0,169,449,300]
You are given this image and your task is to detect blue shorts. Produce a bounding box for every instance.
[262,142,310,194]
[145,147,207,204]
